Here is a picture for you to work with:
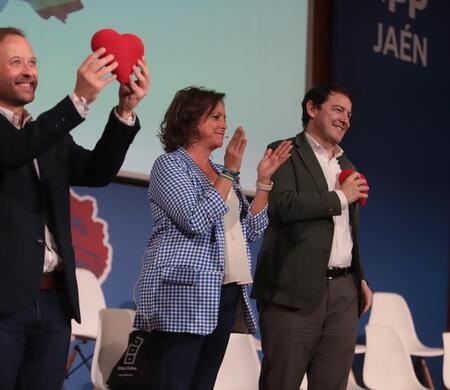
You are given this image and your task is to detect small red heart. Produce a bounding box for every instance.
[339,169,368,206]
[91,29,144,84]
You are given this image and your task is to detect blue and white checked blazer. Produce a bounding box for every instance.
[134,147,268,335]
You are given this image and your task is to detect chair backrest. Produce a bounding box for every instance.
[443,332,450,388]
[214,334,261,390]
[91,308,135,390]
[300,371,363,389]
[299,375,308,389]
[363,325,427,390]
[368,292,422,351]
[346,380,365,390]
[72,268,107,339]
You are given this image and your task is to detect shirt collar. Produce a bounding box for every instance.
[305,131,344,159]
[0,106,32,129]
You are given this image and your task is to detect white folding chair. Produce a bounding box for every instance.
[91,308,136,390]
[298,374,307,389]
[443,332,450,389]
[214,334,365,390]
[363,325,428,390]
[355,344,366,354]
[347,375,366,390]
[214,333,261,390]
[368,292,442,388]
[65,268,106,377]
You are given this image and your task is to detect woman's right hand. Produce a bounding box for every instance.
[224,127,247,172]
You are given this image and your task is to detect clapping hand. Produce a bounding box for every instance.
[256,140,293,183]
[224,127,247,172]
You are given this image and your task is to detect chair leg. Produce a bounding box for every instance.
[348,369,357,384]
[419,357,435,389]
[77,346,93,370]
[65,343,93,378]
[65,346,80,377]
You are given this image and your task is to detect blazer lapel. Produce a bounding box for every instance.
[295,132,329,192]
[336,153,355,171]
[0,114,41,188]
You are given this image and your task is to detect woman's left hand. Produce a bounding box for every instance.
[256,140,293,183]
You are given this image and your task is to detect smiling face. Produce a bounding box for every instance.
[306,92,352,148]
[0,34,38,114]
[195,100,227,152]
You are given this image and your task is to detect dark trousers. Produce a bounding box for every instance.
[0,290,72,390]
[147,283,240,390]
[258,274,358,390]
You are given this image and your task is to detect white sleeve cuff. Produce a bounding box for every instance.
[114,109,136,126]
[335,189,348,210]
[69,92,90,118]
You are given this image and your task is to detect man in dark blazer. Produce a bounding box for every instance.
[252,83,372,390]
[0,27,149,389]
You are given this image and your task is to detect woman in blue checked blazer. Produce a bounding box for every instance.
[134,86,292,390]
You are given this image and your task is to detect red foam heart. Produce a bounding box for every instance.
[91,29,144,84]
[339,169,368,206]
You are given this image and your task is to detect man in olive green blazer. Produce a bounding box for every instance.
[252,83,372,390]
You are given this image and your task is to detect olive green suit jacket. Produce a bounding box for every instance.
[252,131,365,315]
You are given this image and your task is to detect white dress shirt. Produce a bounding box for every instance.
[305,132,353,268]
[223,189,253,284]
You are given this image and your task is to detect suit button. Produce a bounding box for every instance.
[325,207,334,214]
[36,239,44,247]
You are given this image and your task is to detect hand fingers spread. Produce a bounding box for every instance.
[98,73,117,88]
[272,142,292,163]
[278,142,293,157]
[137,58,150,79]
[237,135,247,153]
[131,65,149,95]
[348,171,360,181]
[120,83,132,95]
[228,127,244,148]
[264,148,274,159]
[89,54,115,73]
[80,48,106,70]
[234,126,245,139]
[273,140,292,155]
[97,61,118,79]
[132,65,144,82]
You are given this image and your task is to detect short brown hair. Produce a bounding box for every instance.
[301,82,352,127]
[0,27,26,44]
[159,86,225,152]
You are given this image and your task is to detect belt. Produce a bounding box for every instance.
[325,266,353,280]
[40,272,65,290]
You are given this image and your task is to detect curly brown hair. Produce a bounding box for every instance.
[159,86,225,152]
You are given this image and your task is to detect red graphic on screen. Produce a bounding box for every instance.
[0,0,83,22]
[70,190,112,284]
